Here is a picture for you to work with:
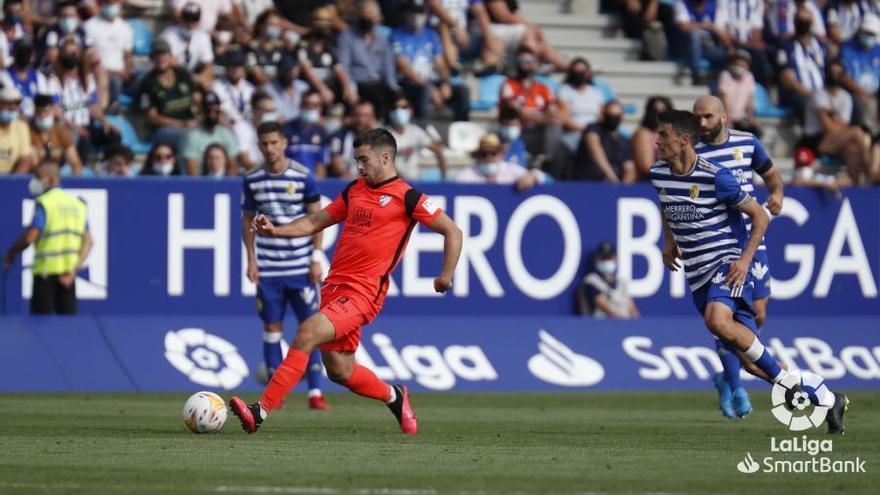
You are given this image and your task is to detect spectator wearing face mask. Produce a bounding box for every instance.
[141,143,180,177]
[500,46,561,174]
[337,0,401,118]
[213,49,256,151]
[557,58,610,152]
[202,143,230,178]
[281,90,329,177]
[29,94,84,176]
[247,10,291,87]
[160,1,215,89]
[776,6,827,120]
[717,49,761,136]
[181,91,243,176]
[576,242,639,319]
[498,104,526,167]
[264,58,309,124]
[0,39,55,120]
[385,93,446,181]
[632,95,672,179]
[297,5,359,107]
[83,0,133,101]
[454,133,546,190]
[38,1,91,70]
[0,86,34,174]
[766,0,826,45]
[572,101,635,183]
[841,14,880,131]
[800,59,875,185]
[391,0,470,123]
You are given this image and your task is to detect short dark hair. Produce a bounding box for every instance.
[104,143,133,162]
[658,109,700,147]
[34,93,55,108]
[353,128,397,158]
[256,121,283,137]
[251,90,272,109]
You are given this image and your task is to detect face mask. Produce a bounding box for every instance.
[794,19,812,36]
[860,33,877,48]
[390,108,411,126]
[596,260,617,275]
[266,25,282,39]
[155,161,174,176]
[0,109,17,123]
[260,111,279,123]
[60,54,79,69]
[101,4,120,19]
[516,59,535,78]
[569,73,588,86]
[407,14,426,31]
[28,176,45,196]
[826,75,842,87]
[210,169,225,178]
[499,125,521,142]
[216,30,232,44]
[59,17,79,33]
[35,115,54,130]
[358,18,375,32]
[301,109,320,124]
[478,162,498,176]
[602,116,622,132]
[729,65,745,79]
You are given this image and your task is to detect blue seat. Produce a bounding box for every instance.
[535,74,559,94]
[128,19,153,57]
[593,76,617,102]
[106,114,152,155]
[471,74,506,111]
[754,83,792,118]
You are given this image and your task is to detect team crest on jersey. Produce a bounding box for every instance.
[733,147,743,161]
[312,134,321,145]
[689,184,700,200]
[287,183,296,194]
[422,196,439,214]
[378,194,392,207]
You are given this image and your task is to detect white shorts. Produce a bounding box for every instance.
[490,23,527,48]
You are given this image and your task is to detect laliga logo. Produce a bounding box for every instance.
[164,328,249,389]
[528,330,604,387]
[771,371,831,431]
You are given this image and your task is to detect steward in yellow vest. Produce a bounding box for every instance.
[3,161,92,314]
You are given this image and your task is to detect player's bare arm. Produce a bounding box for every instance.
[252,210,337,238]
[307,201,324,284]
[727,195,769,287]
[426,212,462,293]
[242,212,259,283]
[761,167,785,216]
[661,215,681,271]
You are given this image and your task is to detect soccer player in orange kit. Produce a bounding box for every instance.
[229,128,463,435]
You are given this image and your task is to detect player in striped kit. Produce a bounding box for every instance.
[242,122,330,410]
[651,110,847,434]
[693,95,786,419]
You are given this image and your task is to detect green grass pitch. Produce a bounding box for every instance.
[0,392,877,494]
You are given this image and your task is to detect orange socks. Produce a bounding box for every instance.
[343,364,392,402]
[259,348,309,412]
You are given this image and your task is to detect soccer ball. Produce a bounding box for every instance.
[182,391,227,433]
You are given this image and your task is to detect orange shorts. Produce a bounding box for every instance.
[319,285,379,352]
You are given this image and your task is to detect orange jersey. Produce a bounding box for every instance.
[323,176,443,306]
[500,78,555,110]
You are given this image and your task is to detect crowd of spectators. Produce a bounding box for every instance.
[0,0,876,186]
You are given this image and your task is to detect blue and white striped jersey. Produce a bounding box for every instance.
[695,129,772,250]
[242,161,321,281]
[651,156,751,291]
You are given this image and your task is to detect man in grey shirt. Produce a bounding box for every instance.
[336,0,400,118]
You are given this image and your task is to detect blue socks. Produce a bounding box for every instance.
[719,345,742,389]
[306,350,323,394]
[263,331,283,374]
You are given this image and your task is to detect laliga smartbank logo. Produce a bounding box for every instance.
[736,370,865,475]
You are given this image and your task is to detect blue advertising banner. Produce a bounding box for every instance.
[1,316,878,392]
[0,177,877,316]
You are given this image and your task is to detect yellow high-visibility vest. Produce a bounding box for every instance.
[33,188,87,276]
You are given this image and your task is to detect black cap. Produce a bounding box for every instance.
[151,39,171,56]
[202,91,221,107]
[181,1,201,22]
[34,93,55,108]
[402,0,427,13]
[595,241,616,260]
[224,49,246,67]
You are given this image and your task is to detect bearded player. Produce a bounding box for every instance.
[229,128,463,435]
